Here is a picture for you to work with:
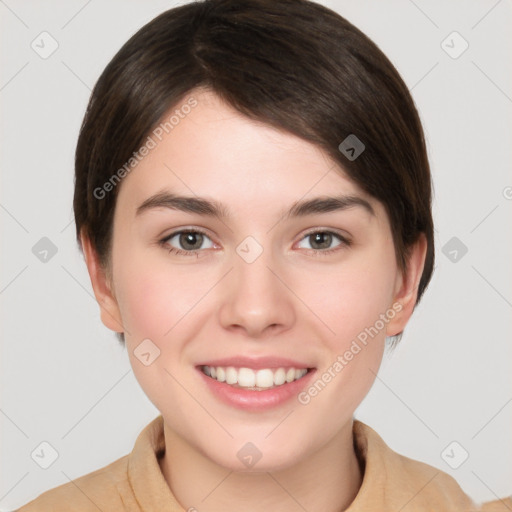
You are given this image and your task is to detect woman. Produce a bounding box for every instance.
[17,0,511,510]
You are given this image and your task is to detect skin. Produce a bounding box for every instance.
[82,88,427,511]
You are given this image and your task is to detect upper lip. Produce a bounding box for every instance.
[196,356,314,370]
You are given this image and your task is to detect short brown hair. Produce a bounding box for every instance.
[74,0,435,345]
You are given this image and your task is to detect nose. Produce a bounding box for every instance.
[218,243,296,339]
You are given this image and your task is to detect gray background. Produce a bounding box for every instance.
[1,0,511,509]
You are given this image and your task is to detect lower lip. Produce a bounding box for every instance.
[197,367,316,411]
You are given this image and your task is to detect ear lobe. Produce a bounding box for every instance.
[80,231,124,334]
[386,233,428,337]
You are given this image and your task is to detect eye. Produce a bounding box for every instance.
[158,228,351,257]
[296,230,351,255]
[159,229,215,257]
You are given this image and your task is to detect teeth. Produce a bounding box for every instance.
[255,369,274,388]
[238,367,256,387]
[274,368,286,386]
[201,365,308,389]
[216,367,226,382]
[226,367,237,385]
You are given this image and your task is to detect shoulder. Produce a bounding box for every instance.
[352,421,511,511]
[476,497,512,511]
[389,452,512,511]
[15,454,131,511]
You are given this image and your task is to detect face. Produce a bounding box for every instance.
[85,88,424,471]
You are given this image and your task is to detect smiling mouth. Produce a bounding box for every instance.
[200,365,313,391]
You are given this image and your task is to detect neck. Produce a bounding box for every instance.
[159,419,363,512]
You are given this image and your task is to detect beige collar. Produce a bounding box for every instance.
[127,415,480,511]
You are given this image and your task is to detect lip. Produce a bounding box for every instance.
[196,360,316,411]
[196,356,313,370]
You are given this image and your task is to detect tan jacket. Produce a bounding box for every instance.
[16,415,511,511]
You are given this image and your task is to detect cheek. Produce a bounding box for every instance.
[299,252,397,349]
[114,252,212,341]
[113,255,209,408]
[299,250,397,412]
[296,264,392,422]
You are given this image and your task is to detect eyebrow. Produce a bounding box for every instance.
[135,191,375,220]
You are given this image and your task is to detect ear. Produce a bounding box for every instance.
[80,231,124,334]
[386,232,428,337]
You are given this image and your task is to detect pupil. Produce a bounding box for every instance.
[312,232,331,249]
[181,232,202,250]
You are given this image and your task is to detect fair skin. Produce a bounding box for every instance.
[82,88,427,512]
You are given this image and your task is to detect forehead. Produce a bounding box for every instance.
[114,89,386,225]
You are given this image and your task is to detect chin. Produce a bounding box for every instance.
[198,435,311,473]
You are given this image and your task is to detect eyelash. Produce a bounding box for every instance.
[158,228,352,257]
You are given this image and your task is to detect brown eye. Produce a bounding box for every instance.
[297,230,351,254]
[309,232,333,250]
[178,232,204,250]
[160,229,214,256]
